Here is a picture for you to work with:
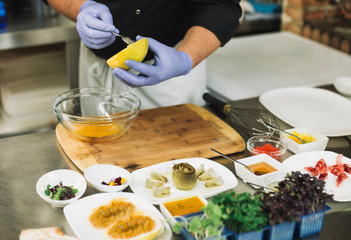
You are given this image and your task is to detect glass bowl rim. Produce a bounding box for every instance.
[247,135,287,154]
[52,87,141,122]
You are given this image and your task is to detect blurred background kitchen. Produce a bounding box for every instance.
[0,0,350,137]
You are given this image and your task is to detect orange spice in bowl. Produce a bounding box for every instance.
[247,136,287,161]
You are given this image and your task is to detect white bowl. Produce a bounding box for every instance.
[84,164,131,193]
[159,194,208,227]
[36,169,87,208]
[334,76,351,97]
[281,126,329,154]
[234,154,288,189]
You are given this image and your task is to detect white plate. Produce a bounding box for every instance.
[129,158,238,205]
[282,151,351,202]
[259,87,351,137]
[63,192,171,240]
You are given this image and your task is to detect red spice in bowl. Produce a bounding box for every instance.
[247,136,287,161]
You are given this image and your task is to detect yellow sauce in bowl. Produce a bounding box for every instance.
[248,161,278,176]
[288,131,316,144]
[164,196,206,216]
[73,124,120,138]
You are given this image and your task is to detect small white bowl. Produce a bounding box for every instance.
[281,127,329,154]
[36,169,87,208]
[84,164,131,193]
[334,76,351,97]
[234,154,288,189]
[159,194,208,227]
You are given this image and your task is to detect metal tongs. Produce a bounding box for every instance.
[112,30,134,45]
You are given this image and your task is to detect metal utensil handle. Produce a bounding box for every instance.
[203,93,227,112]
[111,31,134,45]
[244,181,276,191]
[210,148,255,173]
[262,120,303,143]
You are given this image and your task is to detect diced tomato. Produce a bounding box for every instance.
[336,172,348,187]
[315,159,327,174]
[336,154,344,166]
[343,163,351,174]
[329,164,344,176]
[304,166,319,177]
[304,154,349,187]
[319,172,328,181]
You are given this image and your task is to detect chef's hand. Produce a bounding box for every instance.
[112,36,193,87]
[76,0,117,49]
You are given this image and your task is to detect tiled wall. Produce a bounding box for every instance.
[281,0,351,54]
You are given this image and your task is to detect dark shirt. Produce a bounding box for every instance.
[43,0,242,60]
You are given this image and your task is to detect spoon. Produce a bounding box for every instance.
[242,180,276,192]
[112,31,134,45]
[210,148,255,174]
[257,118,304,144]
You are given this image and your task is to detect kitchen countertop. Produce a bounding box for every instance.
[1,93,351,240]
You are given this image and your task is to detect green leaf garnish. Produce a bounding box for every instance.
[172,201,226,239]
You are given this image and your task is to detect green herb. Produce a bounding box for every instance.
[211,190,267,234]
[44,181,78,200]
[172,201,226,240]
[44,184,51,196]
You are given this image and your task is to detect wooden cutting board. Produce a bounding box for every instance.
[56,104,245,172]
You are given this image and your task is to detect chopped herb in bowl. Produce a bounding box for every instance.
[44,181,78,200]
[101,176,126,186]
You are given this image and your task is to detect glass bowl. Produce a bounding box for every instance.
[263,172,287,192]
[247,135,287,161]
[53,87,141,142]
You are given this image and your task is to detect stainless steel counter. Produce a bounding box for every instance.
[0,95,350,240]
[0,13,80,88]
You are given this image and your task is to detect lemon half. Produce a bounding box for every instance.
[106,38,148,70]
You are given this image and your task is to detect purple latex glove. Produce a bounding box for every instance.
[76,0,117,49]
[112,36,193,87]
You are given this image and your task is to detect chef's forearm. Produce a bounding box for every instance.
[176,26,221,68]
[47,0,86,22]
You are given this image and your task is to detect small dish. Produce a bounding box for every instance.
[281,127,329,154]
[334,76,351,97]
[159,194,208,227]
[84,164,131,193]
[36,169,87,208]
[247,135,287,161]
[234,154,288,189]
[263,172,287,192]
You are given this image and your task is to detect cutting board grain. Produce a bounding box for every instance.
[56,104,245,172]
